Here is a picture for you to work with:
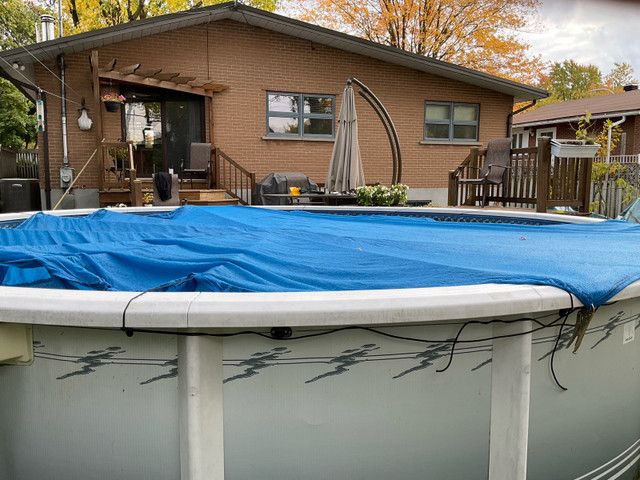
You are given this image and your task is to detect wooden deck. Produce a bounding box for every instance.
[99,182,238,207]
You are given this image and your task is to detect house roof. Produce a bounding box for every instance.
[0,2,547,102]
[514,88,640,127]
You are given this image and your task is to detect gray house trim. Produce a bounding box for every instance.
[0,2,548,103]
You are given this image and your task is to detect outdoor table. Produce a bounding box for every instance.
[260,193,358,206]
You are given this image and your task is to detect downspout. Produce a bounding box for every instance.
[58,55,69,167]
[606,116,626,164]
[11,79,52,209]
[507,100,537,137]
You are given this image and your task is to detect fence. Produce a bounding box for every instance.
[591,160,640,218]
[16,149,39,179]
[0,146,39,179]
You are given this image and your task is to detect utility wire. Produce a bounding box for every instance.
[2,30,84,105]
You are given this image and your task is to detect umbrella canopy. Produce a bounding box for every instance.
[325,83,365,192]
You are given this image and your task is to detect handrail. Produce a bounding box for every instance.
[349,77,402,184]
[213,148,256,205]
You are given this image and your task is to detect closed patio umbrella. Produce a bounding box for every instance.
[325,82,365,192]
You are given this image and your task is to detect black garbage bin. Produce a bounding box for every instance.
[0,178,42,213]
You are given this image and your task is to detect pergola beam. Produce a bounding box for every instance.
[98,70,217,97]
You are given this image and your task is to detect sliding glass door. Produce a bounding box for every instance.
[123,90,203,177]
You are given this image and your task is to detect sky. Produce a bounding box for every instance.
[519,0,640,79]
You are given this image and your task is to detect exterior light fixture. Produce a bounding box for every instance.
[12,62,25,71]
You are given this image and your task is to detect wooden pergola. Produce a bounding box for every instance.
[89,50,229,204]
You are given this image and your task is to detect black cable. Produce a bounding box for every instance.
[121,278,193,336]
[120,287,579,385]
[550,310,572,391]
[435,316,562,373]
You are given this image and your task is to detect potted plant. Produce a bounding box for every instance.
[550,113,600,158]
[101,93,126,112]
[356,184,408,206]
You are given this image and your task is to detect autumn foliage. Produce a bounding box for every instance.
[286,0,544,85]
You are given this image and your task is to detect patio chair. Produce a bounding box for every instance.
[183,143,211,189]
[152,173,180,206]
[455,137,512,207]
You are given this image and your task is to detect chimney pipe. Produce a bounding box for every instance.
[36,15,56,42]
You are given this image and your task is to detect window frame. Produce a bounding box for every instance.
[423,101,480,142]
[266,91,335,139]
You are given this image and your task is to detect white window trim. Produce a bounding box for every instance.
[535,127,557,145]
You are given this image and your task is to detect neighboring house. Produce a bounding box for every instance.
[0,2,546,208]
[512,86,640,161]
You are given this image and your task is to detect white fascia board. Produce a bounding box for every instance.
[516,111,640,128]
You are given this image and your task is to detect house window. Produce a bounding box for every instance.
[424,102,479,141]
[266,92,335,138]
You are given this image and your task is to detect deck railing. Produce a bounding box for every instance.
[213,148,255,205]
[449,138,593,213]
[594,154,640,165]
[100,142,135,191]
[99,142,141,206]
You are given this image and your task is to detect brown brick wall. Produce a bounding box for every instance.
[35,19,514,191]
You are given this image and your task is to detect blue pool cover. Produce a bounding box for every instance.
[1,205,640,308]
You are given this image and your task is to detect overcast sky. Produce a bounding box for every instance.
[519,0,640,79]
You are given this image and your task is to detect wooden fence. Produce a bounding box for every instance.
[17,149,39,178]
[0,147,39,179]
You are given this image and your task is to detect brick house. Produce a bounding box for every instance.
[512,86,640,160]
[0,2,547,209]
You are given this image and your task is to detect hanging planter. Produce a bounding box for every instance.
[103,101,120,113]
[101,93,126,113]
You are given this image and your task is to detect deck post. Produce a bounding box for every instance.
[488,320,532,480]
[90,50,104,192]
[178,335,225,480]
[536,137,551,212]
[447,170,457,206]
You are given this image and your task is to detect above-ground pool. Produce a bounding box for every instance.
[0,205,639,480]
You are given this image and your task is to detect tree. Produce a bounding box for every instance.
[0,0,42,149]
[62,0,279,33]
[285,0,544,84]
[0,0,43,50]
[0,79,37,149]
[542,60,602,103]
[604,62,639,92]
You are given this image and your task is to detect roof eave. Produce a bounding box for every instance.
[514,110,640,128]
[0,2,548,102]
